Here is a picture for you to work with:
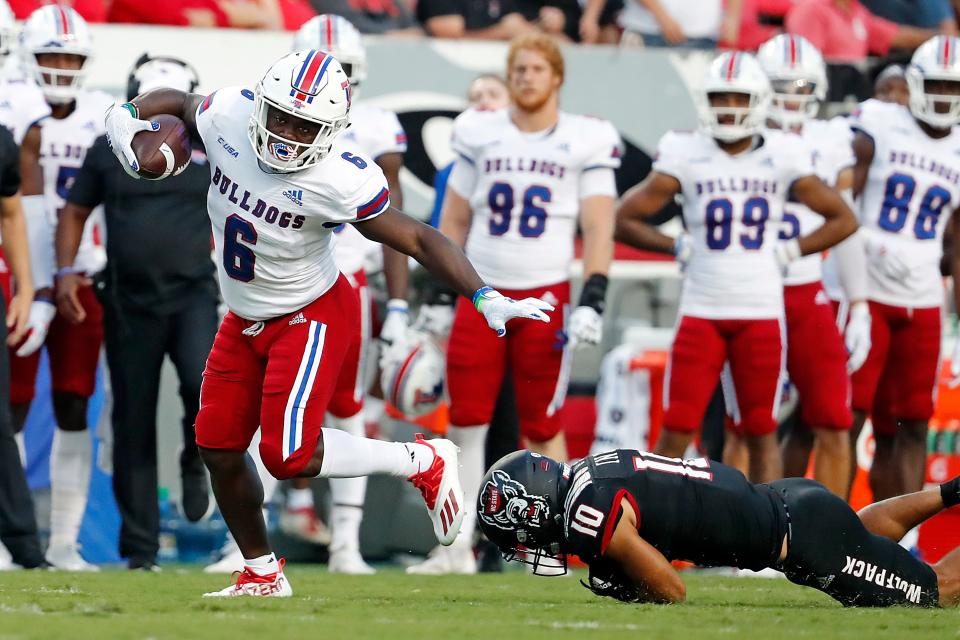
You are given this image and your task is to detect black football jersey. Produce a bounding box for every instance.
[562,450,788,571]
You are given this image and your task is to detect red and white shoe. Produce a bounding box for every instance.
[407,434,464,546]
[202,558,293,598]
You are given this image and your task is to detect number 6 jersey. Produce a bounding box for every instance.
[851,98,960,308]
[654,128,815,319]
[563,449,787,571]
[195,87,390,321]
[447,108,622,289]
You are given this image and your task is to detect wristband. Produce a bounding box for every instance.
[578,273,609,315]
[386,299,409,314]
[122,102,139,119]
[56,266,79,279]
[472,286,496,312]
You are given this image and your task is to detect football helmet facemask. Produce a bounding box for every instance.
[757,34,827,129]
[20,5,94,104]
[907,35,960,130]
[697,51,771,143]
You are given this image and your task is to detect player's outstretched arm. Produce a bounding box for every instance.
[614,172,682,254]
[791,175,859,256]
[604,497,686,604]
[105,89,203,178]
[356,207,553,336]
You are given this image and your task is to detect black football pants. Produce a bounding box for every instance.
[103,292,217,563]
[769,478,939,607]
[0,294,45,567]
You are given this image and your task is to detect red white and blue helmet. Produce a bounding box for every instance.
[20,5,93,104]
[757,34,827,129]
[697,51,771,143]
[292,15,367,87]
[380,331,445,418]
[907,35,960,129]
[247,50,351,172]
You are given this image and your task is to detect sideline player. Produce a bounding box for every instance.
[850,36,960,501]
[412,33,621,574]
[739,34,871,496]
[14,6,113,571]
[105,49,553,597]
[614,51,858,483]
[478,448,960,607]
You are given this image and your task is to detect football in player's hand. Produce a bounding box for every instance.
[131,114,192,180]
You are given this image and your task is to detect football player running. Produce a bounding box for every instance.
[850,35,960,501]
[105,50,553,597]
[14,6,113,572]
[739,34,871,496]
[411,34,621,575]
[478,449,960,608]
[615,51,858,483]
[276,13,410,575]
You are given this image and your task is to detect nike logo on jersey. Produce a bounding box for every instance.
[282,189,304,207]
[218,136,240,158]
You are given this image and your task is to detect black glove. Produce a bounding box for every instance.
[580,560,641,603]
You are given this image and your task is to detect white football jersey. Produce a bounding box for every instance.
[449,108,621,289]
[0,77,49,144]
[782,117,855,286]
[195,87,390,321]
[38,89,114,275]
[655,128,815,319]
[852,99,960,308]
[332,103,406,276]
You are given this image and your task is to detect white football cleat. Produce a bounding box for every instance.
[280,506,332,545]
[406,435,464,546]
[203,558,292,598]
[46,544,99,572]
[328,547,376,575]
[203,543,245,574]
[406,544,477,575]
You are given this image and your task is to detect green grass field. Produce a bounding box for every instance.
[0,568,956,640]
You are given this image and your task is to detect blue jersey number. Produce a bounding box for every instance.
[879,173,950,239]
[705,197,770,250]
[223,214,257,282]
[487,182,551,238]
[779,210,801,241]
[340,152,367,169]
[56,166,80,200]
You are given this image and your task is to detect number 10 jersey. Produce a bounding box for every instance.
[851,99,960,308]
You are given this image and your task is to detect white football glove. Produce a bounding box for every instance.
[15,300,56,357]
[844,301,872,374]
[772,238,802,272]
[379,299,410,349]
[413,303,455,338]
[105,103,158,179]
[672,233,692,272]
[474,287,553,337]
[567,305,603,349]
[865,237,910,282]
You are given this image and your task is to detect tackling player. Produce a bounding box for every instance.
[13,6,113,572]
[104,49,553,597]
[478,448,960,607]
[850,35,960,501]
[615,51,857,483]
[413,34,621,575]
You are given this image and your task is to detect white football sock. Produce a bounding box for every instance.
[317,428,433,478]
[13,432,25,466]
[328,412,367,551]
[448,425,489,547]
[49,429,92,548]
[286,487,314,511]
[244,552,279,576]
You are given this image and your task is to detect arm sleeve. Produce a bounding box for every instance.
[651,131,687,183]
[342,164,391,224]
[194,89,226,145]
[446,158,478,199]
[21,195,54,290]
[865,10,899,56]
[66,136,108,208]
[0,127,20,197]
